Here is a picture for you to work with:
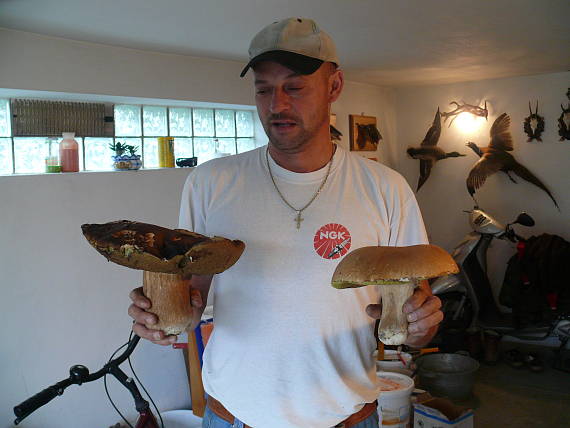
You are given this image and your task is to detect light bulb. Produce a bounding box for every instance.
[455,112,484,134]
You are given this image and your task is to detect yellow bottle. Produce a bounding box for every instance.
[158,137,175,168]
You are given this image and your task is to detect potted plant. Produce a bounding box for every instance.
[109,141,134,170]
[126,144,142,170]
[109,141,129,170]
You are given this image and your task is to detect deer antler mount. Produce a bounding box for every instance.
[523,101,545,142]
[559,88,570,141]
[441,101,489,127]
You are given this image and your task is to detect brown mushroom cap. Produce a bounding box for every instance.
[331,244,458,289]
[81,220,245,276]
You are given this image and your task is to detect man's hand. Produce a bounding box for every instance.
[365,280,443,348]
[128,285,204,346]
[401,284,443,347]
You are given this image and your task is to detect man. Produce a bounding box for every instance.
[129,17,442,428]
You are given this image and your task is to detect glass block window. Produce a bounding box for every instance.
[170,108,192,136]
[84,137,113,171]
[193,138,216,161]
[115,105,142,136]
[1,98,257,174]
[236,111,254,137]
[143,138,159,168]
[215,110,236,137]
[0,138,13,174]
[12,136,84,174]
[193,109,215,137]
[143,106,167,136]
[217,138,237,155]
[237,138,256,153]
[119,137,143,157]
[174,137,194,160]
[13,137,46,173]
[0,99,11,137]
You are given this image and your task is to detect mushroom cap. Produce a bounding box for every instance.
[331,244,458,289]
[81,220,245,276]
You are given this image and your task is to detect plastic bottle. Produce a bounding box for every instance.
[59,132,79,172]
[158,137,175,168]
[44,137,62,173]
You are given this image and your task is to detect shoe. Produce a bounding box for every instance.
[503,348,525,369]
[466,330,484,361]
[524,352,544,372]
[483,330,501,365]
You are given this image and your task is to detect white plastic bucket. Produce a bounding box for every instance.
[376,372,414,428]
[374,350,413,376]
[159,410,202,428]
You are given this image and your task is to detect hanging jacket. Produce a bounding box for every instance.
[500,233,570,327]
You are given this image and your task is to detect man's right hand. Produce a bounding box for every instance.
[128,274,213,346]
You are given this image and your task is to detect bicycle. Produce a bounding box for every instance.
[13,333,164,428]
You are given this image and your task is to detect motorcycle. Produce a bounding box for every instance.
[431,206,568,343]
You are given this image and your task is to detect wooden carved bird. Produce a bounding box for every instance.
[357,123,382,149]
[406,107,466,191]
[466,113,559,210]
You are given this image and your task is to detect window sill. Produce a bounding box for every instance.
[0,167,195,178]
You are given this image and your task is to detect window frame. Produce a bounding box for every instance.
[0,100,256,175]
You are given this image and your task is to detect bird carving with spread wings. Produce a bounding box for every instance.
[466,113,559,210]
[406,108,466,191]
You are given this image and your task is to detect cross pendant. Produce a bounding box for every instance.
[294,211,304,229]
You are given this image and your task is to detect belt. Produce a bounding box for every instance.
[206,395,378,428]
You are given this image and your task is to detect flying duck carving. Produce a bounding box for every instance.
[466,113,559,210]
[406,107,466,191]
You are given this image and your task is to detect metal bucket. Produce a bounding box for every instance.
[415,353,479,401]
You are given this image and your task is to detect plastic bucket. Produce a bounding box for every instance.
[374,350,413,376]
[159,410,202,428]
[376,372,414,427]
[415,353,479,401]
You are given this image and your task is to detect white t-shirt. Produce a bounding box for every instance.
[179,144,428,428]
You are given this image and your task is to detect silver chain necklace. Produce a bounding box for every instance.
[266,146,334,230]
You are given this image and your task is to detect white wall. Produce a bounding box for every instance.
[0,28,396,427]
[0,169,195,427]
[393,71,570,305]
[0,27,252,105]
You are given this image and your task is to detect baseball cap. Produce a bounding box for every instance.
[240,17,339,77]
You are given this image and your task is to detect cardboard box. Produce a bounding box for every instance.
[413,398,473,428]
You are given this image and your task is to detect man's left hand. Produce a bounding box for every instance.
[402,285,443,347]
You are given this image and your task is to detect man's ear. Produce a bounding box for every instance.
[329,68,344,103]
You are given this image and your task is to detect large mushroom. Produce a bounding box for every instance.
[82,220,245,334]
[331,244,458,345]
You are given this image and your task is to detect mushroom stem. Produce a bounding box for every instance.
[143,271,193,335]
[377,281,417,345]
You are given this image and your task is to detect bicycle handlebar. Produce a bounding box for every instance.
[14,378,73,423]
[14,334,143,425]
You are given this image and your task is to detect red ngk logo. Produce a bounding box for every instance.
[314,223,352,259]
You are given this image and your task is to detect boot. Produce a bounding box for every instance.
[466,329,484,360]
[483,329,502,365]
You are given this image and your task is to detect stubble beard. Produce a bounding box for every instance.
[263,112,329,155]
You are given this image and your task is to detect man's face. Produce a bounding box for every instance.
[253,61,335,154]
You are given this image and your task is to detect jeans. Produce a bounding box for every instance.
[201,404,380,428]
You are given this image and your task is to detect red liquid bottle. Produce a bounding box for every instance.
[59,132,79,172]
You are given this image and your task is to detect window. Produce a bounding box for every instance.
[0,99,257,174]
